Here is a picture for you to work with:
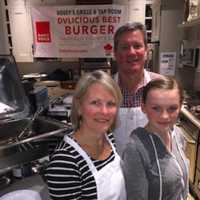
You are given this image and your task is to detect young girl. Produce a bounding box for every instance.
[122,76,189,200]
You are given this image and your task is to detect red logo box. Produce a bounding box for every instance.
[36,21,51,43]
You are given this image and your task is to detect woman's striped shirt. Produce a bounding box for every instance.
[45,132,115,200]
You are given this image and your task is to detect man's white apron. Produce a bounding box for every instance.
[114,70,151,156]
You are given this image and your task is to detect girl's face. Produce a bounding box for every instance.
[141,88,181,135]
[79,83,117,136]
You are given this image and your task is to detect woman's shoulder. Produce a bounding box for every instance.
[50,142,77,163]
[50,134,82,163]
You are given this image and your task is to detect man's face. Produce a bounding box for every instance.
[114,30,147,75]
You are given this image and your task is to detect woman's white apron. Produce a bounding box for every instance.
[64,135,126,200]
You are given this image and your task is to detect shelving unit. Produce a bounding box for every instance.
[177,17,200,42]
[145,3,152,43]
[178,17,200,28]
[2,0,12,54]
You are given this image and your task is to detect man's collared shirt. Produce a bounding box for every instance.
[118,77,144,108]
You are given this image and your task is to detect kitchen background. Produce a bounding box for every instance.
[0,0,200,93]
[1,0,200,199]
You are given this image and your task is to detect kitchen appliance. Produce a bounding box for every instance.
[178,109,199,184]
[179,96,200,199]
[47,95,72,122]
[28,86,49,114]
[179,46,199,67]
[79,58,112,75]
[0,55,70,187]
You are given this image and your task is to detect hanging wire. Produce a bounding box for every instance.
[16,106,44,152]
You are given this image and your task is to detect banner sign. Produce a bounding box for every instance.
[31,5,128,58]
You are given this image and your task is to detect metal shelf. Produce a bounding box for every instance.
[178,17,200,28]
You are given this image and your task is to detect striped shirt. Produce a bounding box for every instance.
[45,132,115,200]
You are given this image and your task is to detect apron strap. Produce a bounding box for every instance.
[105,133,117,155]
[64,135,97,173]
[64,134,116,172]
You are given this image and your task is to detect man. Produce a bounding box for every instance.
[113,22,163,156]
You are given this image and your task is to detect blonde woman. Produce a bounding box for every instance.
[45,70,126,200]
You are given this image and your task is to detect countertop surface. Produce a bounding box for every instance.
[0,174,51,200]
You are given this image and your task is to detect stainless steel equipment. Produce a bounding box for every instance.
[178,108,199,184]
[47,95,72,122]
[79,58,112,74]
[179,102,200,199]
[0,55,71,187]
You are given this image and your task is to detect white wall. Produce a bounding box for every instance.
[158,0,184,75]
[0,1,9,54]
[7,0,33,62]
[6,0,77,62]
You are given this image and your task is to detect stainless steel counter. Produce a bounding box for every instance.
[181,106,200,129]
[180,106,200,200]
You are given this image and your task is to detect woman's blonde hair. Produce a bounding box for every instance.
[71,70,122,131]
